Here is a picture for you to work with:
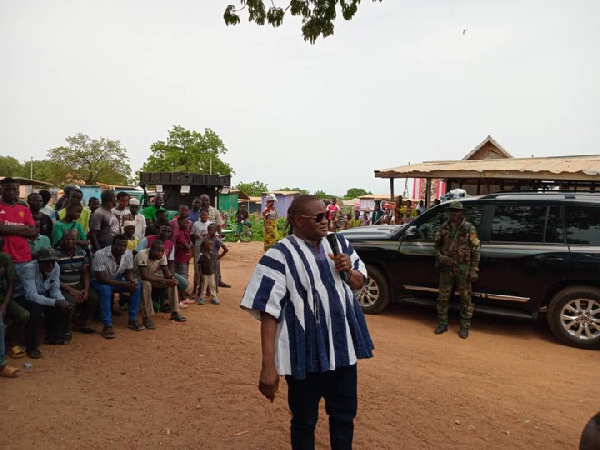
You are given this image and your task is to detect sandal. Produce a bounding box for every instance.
[0,365,20,378]
[127,320,145,331]
[183,298,195,305]
[9,345,26,359]
[103,325,116,340]
[26,348,42,359]
[179,301,188,309]
[170,313,187,322]
[143,319,156,330]
[64,332,72,341]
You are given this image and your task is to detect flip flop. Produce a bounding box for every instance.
[170,313,187,322]
[0,365,20,378]
[26,348,42,359]
[75,325,96,334]
[179,301,188,309]
[9,345,26,359]
[143,319,156,330]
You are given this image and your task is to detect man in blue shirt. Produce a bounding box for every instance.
[13,248,73,358]
[241,195,374,450]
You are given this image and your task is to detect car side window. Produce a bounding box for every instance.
[415,206,448,240]
[545,206,564,244]
[565,206,600,245]
[491,205,546,243]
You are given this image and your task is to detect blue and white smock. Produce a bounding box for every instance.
[240,234,374,380]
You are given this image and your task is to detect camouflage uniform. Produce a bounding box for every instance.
[434,216,480,328]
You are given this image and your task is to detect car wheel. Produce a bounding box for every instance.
[547,286,600,350]
[357,265,390,314]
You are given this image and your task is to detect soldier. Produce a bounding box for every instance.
[433,201,480,339]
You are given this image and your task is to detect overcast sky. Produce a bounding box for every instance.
[1,0,598,197]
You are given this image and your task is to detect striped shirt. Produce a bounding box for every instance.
[240,234,374,380]
[57,247,89,284]
[91,246,134,280]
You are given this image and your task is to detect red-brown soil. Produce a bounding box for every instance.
[2,241,599,449]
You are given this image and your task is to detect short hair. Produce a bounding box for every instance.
[27,192,41,201]
[112,234,127,244]
[66,201,82,211]
[156,209,167,216]
[150,239,165,249]
[199,208,209,213]
[39,190,51,204]
[207,223,217,232]
[288,195,321,219]
[116,191,129,200]
[89,196,99,204]
[62,229,78,239]
[201,237,212,250]
[101,189,115,203]
[179,204,189,210]
[1,177,18,186]
[70,189,83,198]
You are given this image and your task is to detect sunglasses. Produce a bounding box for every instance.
[299,212,327,222]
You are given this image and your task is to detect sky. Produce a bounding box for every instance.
[1,0,599,197]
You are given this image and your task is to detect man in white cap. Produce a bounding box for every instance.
[128,197,146,239]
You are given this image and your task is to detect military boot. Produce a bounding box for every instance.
[459,327,469,339]
[434,324,448,335]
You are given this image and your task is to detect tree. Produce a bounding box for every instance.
[0,156,24,177]
[313,189,330,199]
[344,187,372,199]
[224,0,383,44]
[47,133,133,186]
[235,180,269,196]
[279,186,310,195]
[142,126,233,175]
[22,159,54,182]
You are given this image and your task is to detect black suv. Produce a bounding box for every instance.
[340,192,600,349]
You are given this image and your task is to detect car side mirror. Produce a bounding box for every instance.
[405,225,417,237]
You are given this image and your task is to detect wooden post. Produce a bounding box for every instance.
[425,178,432,208]
[389,178,395,201]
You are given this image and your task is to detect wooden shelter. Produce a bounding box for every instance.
[375,135,600,206]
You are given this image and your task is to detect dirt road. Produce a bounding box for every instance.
[2,242,598,449]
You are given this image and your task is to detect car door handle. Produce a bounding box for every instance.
[539,257,563,263]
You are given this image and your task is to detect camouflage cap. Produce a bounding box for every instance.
[448,201,464,210]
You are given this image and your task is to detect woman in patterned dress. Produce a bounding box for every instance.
[262,194,280,251]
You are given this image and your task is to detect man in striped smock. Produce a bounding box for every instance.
[241,195,374,450]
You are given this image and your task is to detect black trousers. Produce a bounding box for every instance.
[285,364,357,450]
[13,296,43,351]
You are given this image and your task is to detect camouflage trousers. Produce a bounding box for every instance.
[436,265,474,328]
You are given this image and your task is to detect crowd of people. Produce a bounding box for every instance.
[323,195,437,231]
[0,179,230,378]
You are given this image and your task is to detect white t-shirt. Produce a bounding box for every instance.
[192,220,212,239]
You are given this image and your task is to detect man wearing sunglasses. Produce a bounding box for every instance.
[241,195,374,450]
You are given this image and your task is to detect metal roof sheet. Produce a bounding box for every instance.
[375,155,600,181]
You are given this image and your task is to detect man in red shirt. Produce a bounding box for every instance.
[0,178,36,263]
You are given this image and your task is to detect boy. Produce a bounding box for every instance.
[52,202,90,247]
[207,223,229,302]
[29,218,51,259]
[123,220,139,254]
[173,215,192,301]
[196,238,217,305]
[192,209,212,293]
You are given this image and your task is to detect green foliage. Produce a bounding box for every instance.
[235,180,268,196]
[47,133,133,186]
[142,125,233,175]
[344,187,372,199]
[224,0,383,44]
[0,156,24,177]
[279,186,310,195]
[313,189,330,199]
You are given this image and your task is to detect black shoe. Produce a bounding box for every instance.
[434,324,448,335]
[459,327,469,339]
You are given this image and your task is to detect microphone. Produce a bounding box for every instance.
[326,233,350,283]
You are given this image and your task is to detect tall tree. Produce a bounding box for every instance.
[344,187,372,199]
[142,126,233,175]
[0,156,24,177]
[279,186,310,195]
[47,133,133,185]
[224,0,383,44]
[235,180,269,196]
[313,189,330,199]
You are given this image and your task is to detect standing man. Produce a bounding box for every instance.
[240,195,374,449]
[188,196,202,223]
[433,201,480,339]
[128,197,146,239]
[0,178,36,265]
[91,234,144,339]
[143,194,165,224]
[393,196,404,225]
[112,191,133,233]
[326,197,340,231]
[27,193,53,240]
[199,194,223,234]
[89,189,120,251]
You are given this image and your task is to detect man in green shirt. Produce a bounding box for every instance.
[143,194,166,224]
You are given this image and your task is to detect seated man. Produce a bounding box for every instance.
[57,229,99,335]
[134,239,186,329]
[91,234,144,339]
[0,242,20,377]
[12,248,74,357]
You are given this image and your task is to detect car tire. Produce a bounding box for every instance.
[357,265,390,314]
[547,285,600,350]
